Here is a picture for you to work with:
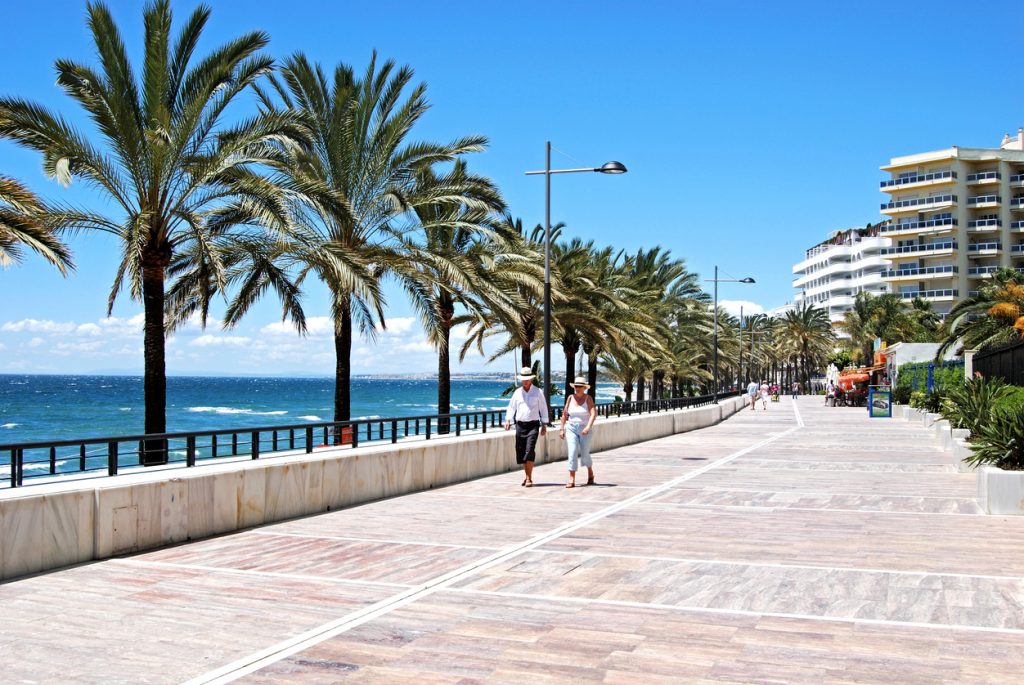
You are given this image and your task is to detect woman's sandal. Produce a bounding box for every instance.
[521,477,527,487]
[525,479,533,488]
[565,482,575,489]
[586,477,595,486]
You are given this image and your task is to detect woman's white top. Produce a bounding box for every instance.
[566,396,591,426]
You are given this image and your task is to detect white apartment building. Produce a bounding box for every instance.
[879,130,1024,317]
[791,225,891,325]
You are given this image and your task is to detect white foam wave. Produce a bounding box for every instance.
[119,407,132,412]
[187,406,287,416]
[1,423,18,429]
[298,415,323,421]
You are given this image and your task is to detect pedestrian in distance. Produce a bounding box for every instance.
[791,381,799,400]
[746,379,759,411]
[504,367,548,487]
[559,376,597,488]
[760,380,770,410]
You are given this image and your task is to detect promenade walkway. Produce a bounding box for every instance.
[4,397,1024,684]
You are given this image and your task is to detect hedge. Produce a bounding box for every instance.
[895,360,965,394]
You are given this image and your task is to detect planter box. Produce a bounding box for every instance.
[945,428,970,451]
[932,419,950,442]
[978,465,1024,515]
[953,439,975,473]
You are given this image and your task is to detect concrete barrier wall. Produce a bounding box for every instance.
[0,395,747,580]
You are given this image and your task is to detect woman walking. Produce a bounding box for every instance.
[559,376,597,488]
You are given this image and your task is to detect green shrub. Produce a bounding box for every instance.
[940,376,1012,434]
[964,407,1024,471]
[994,386,1024,414]
[895,361,965,394]
[910,389,944,413]
[892,386,911,405]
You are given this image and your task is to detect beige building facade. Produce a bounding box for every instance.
[879,130,1024,317]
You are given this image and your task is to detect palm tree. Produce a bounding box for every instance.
[777,304,835,388]
[458,214,552,376]
[244,53,498,426]
[0,1,304,446]
[400,162,505,431]
[838,292,915,363]
[939,268,1024,355]
[0,176,72,273]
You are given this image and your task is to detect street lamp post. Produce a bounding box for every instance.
[526,142,627,418]
[706,266,755,403]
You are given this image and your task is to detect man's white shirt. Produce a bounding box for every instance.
[505,385,549,424]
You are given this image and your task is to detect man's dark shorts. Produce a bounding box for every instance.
[515,420,541,464]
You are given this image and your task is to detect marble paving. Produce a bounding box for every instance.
[3,397,1024,683]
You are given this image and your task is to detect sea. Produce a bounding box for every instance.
[0,374,621,446]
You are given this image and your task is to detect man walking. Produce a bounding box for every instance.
[746,379,759,411]
[504,367,548,487]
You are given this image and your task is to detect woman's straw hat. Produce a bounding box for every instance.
[569,375,590,389]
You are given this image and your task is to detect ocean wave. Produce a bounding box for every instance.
[355,415,381,420]
[119,407,132,412]
[298,415,323,421]
[1,423,18,429]
[187,406,288,416]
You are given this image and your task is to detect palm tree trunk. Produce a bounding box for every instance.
[587,352,598,400]
[520,345,531,368]
[637,374,646,402]
[563,338,578,400]
[623,378,634,403]
[434,319,450,432]
[333,302,352,444]
[141,260,167,465]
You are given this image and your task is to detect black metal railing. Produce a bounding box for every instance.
[0,391,734,488]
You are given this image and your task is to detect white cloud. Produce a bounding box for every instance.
[191,334,252,348]
[719,300,765,317]
[397,339,434,354]
[1,318,76,333]
[382,317,415,336]
[76,323,102,336]
[260,316,332,337]
[27,337,45,348]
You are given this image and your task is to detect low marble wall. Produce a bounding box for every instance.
[0,395,746,580]
[978,466,1024,515]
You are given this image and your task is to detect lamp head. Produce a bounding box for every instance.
[740,277,755,284]
[596,161,627,174]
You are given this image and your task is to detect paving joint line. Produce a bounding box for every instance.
[247,530,502,551]
[524,548,1020,581]
[111,559,411,589]
[638,501,984,517]
[443,588,1024,636]
[183,415,800,685]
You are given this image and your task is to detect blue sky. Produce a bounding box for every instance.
[2,0,1023,375]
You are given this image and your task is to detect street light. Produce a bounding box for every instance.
[526,141,627,416]
[705,266,755,403]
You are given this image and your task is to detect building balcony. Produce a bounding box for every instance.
[881,194,956,214]
[882,266,957,280]
[1011,173,1024,189]
[966,171,1001,184]
[880,241,957,256]
[879,217,956,235]
[968,218,1002,232]
[899,289,958,301]
[967,242,1002,256]
[1012,244,1024,255]
[1012,197,1024,210]
[966,195,1001,208]
[880,170,956,191]
[967,266,1000,277]
[1012,221,1024,233]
